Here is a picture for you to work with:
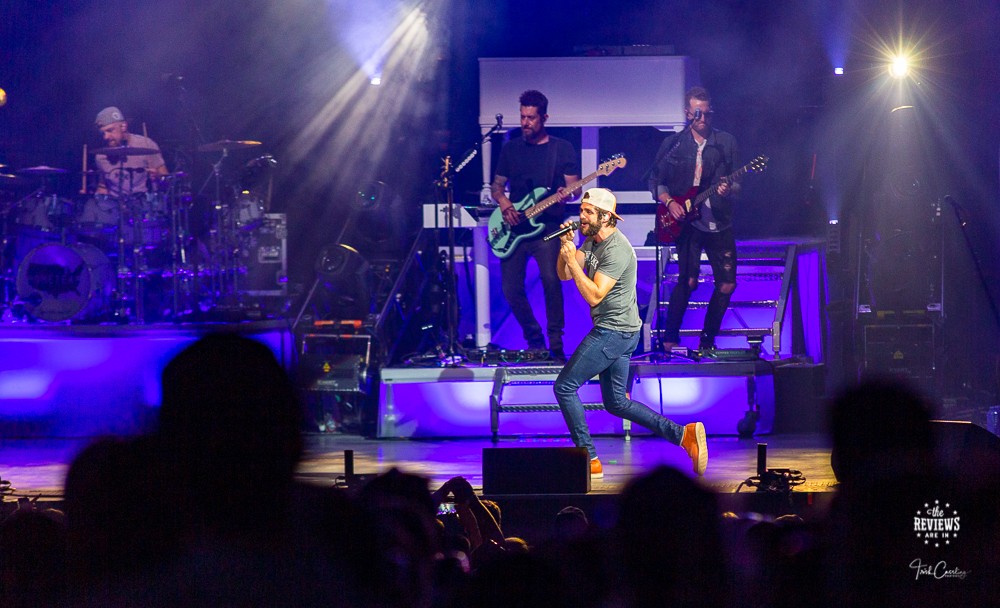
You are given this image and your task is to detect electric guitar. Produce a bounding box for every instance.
[488,155,627,259]
[655,155,769,244]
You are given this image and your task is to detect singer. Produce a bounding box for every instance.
[553,187,708,478]
[490,90,580,362]
[647,86,740,352]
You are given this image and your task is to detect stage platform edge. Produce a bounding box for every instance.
[376,359,778,439]
[0,322,294,438]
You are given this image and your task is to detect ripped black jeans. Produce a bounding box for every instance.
[662,226,737,348]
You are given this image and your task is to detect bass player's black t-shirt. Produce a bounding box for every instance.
[495,136,579,229]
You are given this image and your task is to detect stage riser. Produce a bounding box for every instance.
[0,325,293,438]
[449,240,824,360]
[377,365,774,438]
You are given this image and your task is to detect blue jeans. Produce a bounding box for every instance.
[553,326,685,459]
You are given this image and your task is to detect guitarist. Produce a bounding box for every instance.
[649,86,740,352]
[491,90,580,361]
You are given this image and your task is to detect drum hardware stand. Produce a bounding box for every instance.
[197,147,253,312]
[165,178,194,321]
[0,202,17,317]
[197,147,228,308]
[111,165,144,323]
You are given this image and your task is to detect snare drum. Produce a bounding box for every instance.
[16,242,114,322]
[76,194,121,227]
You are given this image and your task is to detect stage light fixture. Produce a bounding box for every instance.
[834,67,844,75]
[888,55,909,79]
[315,243,372,320]
[826,220,841,256]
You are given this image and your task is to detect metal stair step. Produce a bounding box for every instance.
[496,403,606,413]
[657,300,778,310]
[651,327,772,338]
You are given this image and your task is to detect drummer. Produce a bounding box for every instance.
[93,106,168,197]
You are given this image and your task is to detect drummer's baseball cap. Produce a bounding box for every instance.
[95,107,125,127]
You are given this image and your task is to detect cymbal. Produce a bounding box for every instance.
[92,146,159,156]
[197,139,262,152]
[18,165,68,176]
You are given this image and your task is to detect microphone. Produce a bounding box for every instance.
[543,221,580,242]
[692,109,703,121]
[495,113,503,128]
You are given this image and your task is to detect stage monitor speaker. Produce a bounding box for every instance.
[482,447,590,495]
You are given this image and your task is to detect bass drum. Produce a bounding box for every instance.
[16,242,114,322]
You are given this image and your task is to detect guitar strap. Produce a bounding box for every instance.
[529,140,558,221]
[545,140,558,195]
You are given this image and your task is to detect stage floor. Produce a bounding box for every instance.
[1,431,838,500]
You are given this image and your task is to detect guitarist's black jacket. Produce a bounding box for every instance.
[648,128,739,231]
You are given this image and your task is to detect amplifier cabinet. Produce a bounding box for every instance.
[239,213,288,296]
[862,323,935,388]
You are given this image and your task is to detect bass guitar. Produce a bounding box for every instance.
[655,154,768,244]
[488,155,627,258]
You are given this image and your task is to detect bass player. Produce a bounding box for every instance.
[491,89,580,362]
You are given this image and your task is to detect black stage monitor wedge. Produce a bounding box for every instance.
[482,447,591,495]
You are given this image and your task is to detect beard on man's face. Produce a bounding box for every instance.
[581,219,601,237]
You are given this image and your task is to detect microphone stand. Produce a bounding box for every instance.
[433,116,505,366]
[945,195,1000,326]
[650,117,697,357]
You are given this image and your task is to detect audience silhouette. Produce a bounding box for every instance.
[5,353,1000,607]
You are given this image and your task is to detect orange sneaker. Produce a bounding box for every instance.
[680,422,708,476]
[590,457,604,478]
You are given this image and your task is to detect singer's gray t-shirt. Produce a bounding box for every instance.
[578,229,641,332]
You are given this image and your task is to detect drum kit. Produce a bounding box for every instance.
[0,139,278,324]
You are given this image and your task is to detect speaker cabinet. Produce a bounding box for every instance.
[482,447,590,495]
[862,323,937,396]
[773,363,827,433]
[239,213,288,296]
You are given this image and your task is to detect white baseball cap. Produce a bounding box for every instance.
[581,187,623,221]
